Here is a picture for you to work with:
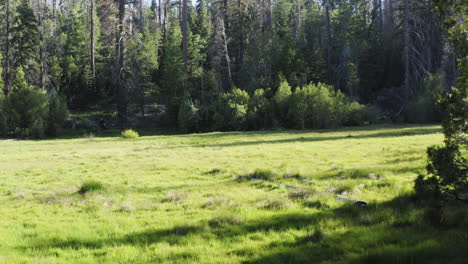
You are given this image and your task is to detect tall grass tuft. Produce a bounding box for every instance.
[121,129,139,139]
[238,168,277,181]
[78,180,104,195]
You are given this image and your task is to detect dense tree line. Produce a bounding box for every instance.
[0,0,462,137]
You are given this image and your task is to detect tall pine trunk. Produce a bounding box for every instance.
[404,0,410,101]
[223,0,229,30]
[158,0,162,27]
[2,0,11,96]
[90,0,96,81]
[117,0,128,126]
[325,0,332,71]
[238,0,244,67]
[39,0,45,90]
[379,0,383,36]
[182,0,189,73]
[163,0,167,40]
[139,0,144,33]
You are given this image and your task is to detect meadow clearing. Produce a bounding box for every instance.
[0,124,467,264]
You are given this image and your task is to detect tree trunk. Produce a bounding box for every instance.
[158,0,162,26]
[404,0,410,101]
[90,0,96,80]
[379,0,383,35]
[117,0,128,126]
[295,0,302,39]
[39,0,45,90]
[325,0,332,69]
[386,0,394,32]
[139,0,144,33]
[362,0,367,24]
[182,0,189,73]
[220,17,232,89]
[223,0,229,30]
[163,0,167,40]
[2,0,11,96]
[238,0,244,67]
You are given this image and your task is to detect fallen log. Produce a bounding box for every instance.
[335,196,367,207]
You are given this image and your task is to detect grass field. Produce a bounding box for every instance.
[0,124,467,264]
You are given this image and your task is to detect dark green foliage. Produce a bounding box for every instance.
[247,89,272,130]
[3,68,49,138]
[405,73,444,123]
[11,0,40,74]
[213,88,250,131]
[414,1,467,204]
[78,180,104,195]
[47,93,69,137]
[178,97,200,133]
[0,96,5,137]
[415,143,467,202]
[344,103,379,126]
[288,82,372,129]
[58,6,93,108]
[273,79,292,126]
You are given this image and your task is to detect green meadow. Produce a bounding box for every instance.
[0,125,467,264]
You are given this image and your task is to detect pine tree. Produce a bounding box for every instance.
[414,0,467,203]
[11,0,40,83]
[4,67,49,138]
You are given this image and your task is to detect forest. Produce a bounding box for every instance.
[0,0,463,137]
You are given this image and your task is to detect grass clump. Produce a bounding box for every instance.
[256,198,293,210]
[78,180,104,195]
[283,171,304,180]
[289,190,313,200]
[164,191,185,202]
[303,200,330,209]
[119,202,135,213]
[208,213,243,228]
[238,168,277,181]
[202,196,231,209]
[298,229,326,244]
[206,168,224,175]
[121,129,139,139]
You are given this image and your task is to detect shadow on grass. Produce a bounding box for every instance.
[190,126,441,149]
[20,194,468,263]
[10,124,439,144]
[85,125,440,148]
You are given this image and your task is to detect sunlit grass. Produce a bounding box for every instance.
[0,124,467,263]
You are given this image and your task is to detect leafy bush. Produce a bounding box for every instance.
[121,129,139,139]
[287,82,374,129]
[78,180,104,195]
[3,68,49,138]
[213,88,250,131]
[247,89,272,130]
[344,102,371,126]
[178,97,200,133]
[288,83,335,129]
[415,143,467,202]
[273,78,292,125]
[47,92,69,137]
